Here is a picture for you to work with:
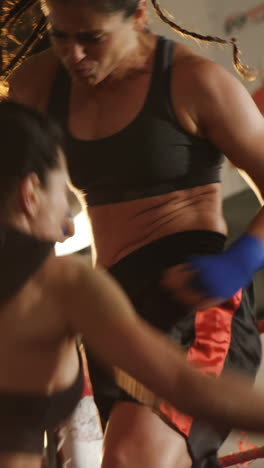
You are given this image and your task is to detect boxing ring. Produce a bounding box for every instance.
[219,445,264,467]
[216,319,264,467]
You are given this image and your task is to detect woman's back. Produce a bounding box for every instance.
[0,231,82,468]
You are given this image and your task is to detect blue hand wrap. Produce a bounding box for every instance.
[189,234,264,299]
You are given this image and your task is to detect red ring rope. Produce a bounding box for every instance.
[218,445,264,466]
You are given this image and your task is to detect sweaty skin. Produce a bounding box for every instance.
[1,246,264,468]
[8,39,229,271]
[6,7,264,468]
[9,30,264,300]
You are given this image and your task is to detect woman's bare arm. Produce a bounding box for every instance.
[59,256,264,433]
[163,59,264,306]
[7,48,57,111]
[194,61,264,224]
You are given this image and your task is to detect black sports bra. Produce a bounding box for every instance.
[48,36,224,206]
[0,351,84,454]
[0,226,84,454]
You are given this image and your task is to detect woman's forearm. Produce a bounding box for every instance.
[176,367,264,433]
[68,260,264,434]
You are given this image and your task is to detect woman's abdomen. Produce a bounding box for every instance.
[88,184,228,268]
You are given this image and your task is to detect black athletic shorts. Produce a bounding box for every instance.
[86,231,262,468]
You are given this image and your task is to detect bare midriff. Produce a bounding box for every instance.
[88,183,228,268]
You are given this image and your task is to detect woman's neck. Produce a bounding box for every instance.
[113,31,156,78]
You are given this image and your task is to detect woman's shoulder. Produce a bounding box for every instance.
[171,41,219,75]
[51,254,124,307]
[169,40,240,106]
[8,48,59,111]
[48,253,98,297]
[163,37,242,137]
[47,253,92,280]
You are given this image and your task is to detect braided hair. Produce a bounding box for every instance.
[1,0,46,80]
[150,0,256,81]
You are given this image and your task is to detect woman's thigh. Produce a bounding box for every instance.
[101,401,192,468]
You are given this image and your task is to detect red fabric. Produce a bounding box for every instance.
[253,83,264,115]
[257,320,264,334]
[80,346,93,397]
[159,290,242,436]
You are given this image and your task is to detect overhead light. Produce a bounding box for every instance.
[55,211,92,256]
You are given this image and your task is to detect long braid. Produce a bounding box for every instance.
[1,0,47,80]
[2,15,47,80]
[150,0,256,81]
[1,0,37,29]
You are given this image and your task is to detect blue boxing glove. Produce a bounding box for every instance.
[189,234,264,300]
